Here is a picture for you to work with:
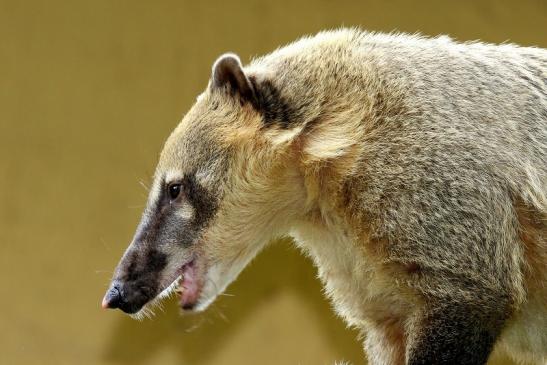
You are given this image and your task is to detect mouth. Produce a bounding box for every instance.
[156,258,204,312]
[105,257,208,320]
[175,259,203,310]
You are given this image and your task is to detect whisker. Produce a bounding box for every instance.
[184,316,206,333]
[94,270,111,274]
[138,179,150,192]
[213,307,230,323]
[99,237,111,251]
[127,204,146,209]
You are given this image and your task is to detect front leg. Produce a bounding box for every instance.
[405,298,510,365]
[364,317,406,365]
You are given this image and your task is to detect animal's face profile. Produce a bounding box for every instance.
[102,54,305,316]
[100,29,547,364]
[98,29,547,364]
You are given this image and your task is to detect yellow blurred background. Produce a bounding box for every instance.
[1,1,545,364]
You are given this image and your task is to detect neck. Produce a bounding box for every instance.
[289,204,370,327]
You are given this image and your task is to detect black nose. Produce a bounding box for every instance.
[102,284,122,309]
[101,282,148,314]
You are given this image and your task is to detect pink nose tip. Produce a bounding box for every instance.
[102,285,122,310]
[101,296,110,309]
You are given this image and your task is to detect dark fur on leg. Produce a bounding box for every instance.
[406,298,510,365]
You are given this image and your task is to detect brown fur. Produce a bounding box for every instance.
[105,29,547,364]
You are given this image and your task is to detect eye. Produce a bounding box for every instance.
[168,183,182,201]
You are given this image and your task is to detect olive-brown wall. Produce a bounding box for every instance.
[1,1,545,364]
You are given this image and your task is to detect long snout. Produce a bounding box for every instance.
[102,189,184,314]
[101,241,168,314]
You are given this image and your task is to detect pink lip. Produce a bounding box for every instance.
[177,259,203,310]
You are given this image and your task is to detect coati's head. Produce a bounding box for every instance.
[101,54,312,316]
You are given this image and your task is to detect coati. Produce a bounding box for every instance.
[102,29,547,365]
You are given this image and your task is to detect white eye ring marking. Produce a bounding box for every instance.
[178,202,194,220]
[165,170,184,185]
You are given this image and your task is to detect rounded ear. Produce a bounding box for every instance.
[211,53,256,102]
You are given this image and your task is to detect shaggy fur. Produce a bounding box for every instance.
[104,29,546,364]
